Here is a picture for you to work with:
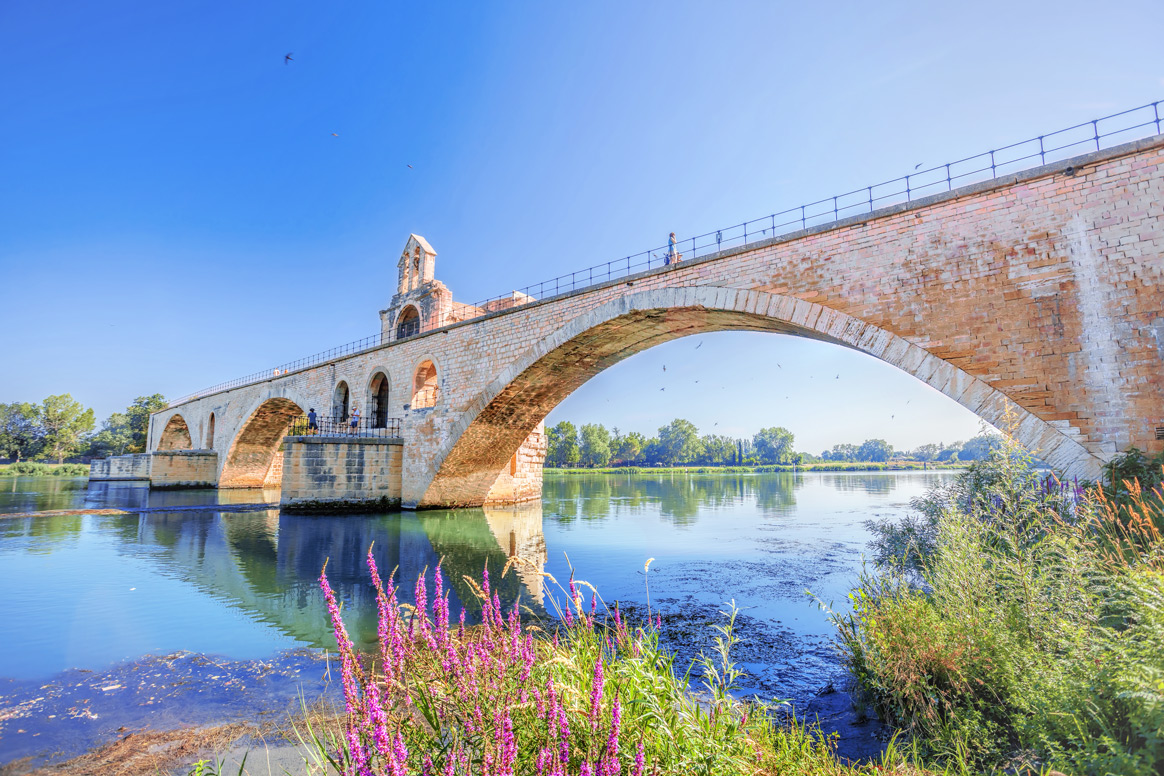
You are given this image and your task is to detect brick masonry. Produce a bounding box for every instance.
[144,136,1164,508]
[280,436,403,510]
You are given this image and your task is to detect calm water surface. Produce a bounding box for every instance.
[0,470,954,763]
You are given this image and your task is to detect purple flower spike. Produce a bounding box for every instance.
[589,657,605,730]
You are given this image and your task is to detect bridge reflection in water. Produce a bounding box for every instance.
[104,501,548,653]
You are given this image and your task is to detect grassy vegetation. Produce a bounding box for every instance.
[547,461,971,475]
[0,461,89,477]
[834,439,1164,774]
[307,552,975,775]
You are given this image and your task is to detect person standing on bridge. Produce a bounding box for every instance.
[307,408,318,435]
[665,232,681,265]
[349,404,360,436]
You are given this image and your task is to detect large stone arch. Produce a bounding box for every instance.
[157,414,194,451]
[219,396,307,488]
[416,286,1105,508]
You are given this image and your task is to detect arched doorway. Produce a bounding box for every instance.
[396,305,421,339]
[157,415,193,450]
[369,372,390,428]
[412,361,439,409]
[333,381,350,424]
[219,398,305,488]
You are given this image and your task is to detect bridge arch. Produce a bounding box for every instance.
[219,396,306,488]
[417,286,1106,508]
[205,412,216,449]
[157,414,193,451]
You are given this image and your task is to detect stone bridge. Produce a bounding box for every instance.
[96,135,1164,508]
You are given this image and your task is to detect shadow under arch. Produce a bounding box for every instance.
[419,286,1105,508]
[157,414,193,451]
[219,397,305,488]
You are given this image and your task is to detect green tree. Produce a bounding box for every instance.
[125,394,167,452]
[753,426,795,464]
[37,394,96,463]
[613,431,645,465]
[909,442,943,462]
[958,433,1003,461]
[547,421,580,468]
[698,434,737,465]
[579,423,612,468]
[88,411,134,457]
[821,443,859,462]
[656,418,700,466]
[857,438,894,462]
[0,402,42,461]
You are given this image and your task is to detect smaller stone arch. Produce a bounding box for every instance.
[219,397,305,488]
[157,414,193,450]
[333,381,350,424]
[396,305,421,339]
[368,371,391,428]
[411,359,439,409]
[205,413,216,449]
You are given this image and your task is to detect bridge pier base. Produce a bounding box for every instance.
[150,450,219,488]
[89,451,219,488]
[279,436,404,512]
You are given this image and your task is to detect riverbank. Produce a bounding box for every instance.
[546,461,970,474]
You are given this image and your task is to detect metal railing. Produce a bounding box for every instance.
[288,415,402,438]
[167,99,1163,409]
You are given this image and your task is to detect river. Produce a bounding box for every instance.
[0,469,956,767]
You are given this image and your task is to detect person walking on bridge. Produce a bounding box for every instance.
[349,405,360,436]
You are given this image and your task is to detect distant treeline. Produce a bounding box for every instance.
[546,419,1002,469]
[1,394,165,464]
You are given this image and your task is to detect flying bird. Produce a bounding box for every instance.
[777,363,782,369]
[662,365,666,372]
[659,387,665,392]
[284,53,294,65]
[331,133,339,137]
[835,375,840,379]
[407,164,414,169]
[914,162,923,170]
[695,342,703,350]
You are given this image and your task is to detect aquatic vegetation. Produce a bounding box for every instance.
[311,551,906,776]
[842,438,1164,774]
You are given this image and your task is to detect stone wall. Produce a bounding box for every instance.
[280,436,403,510]
[150,450,218,488]
[90,453,152,481]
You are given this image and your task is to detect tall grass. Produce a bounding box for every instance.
[840,439,1164,774]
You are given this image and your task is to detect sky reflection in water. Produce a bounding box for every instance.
[0,471,955,687]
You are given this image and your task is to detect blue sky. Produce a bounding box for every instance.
[2,1,1162,455]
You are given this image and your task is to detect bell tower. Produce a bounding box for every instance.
[396,234,437,294]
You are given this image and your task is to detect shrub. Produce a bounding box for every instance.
[840,437,1164,774]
